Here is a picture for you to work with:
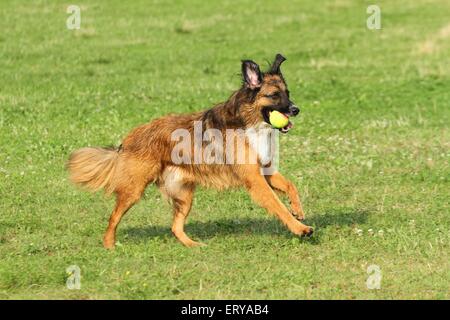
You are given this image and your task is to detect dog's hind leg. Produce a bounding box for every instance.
[103,157,159,249]
[159,167,204,247]
[170,184,205,247]
[103,185,145,249]
[265,172,305,220]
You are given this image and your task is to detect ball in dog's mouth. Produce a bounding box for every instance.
[262,108,295,133]
[274,112,293,134]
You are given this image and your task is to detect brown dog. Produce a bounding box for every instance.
[68,54,313,248]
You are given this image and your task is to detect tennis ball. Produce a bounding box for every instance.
[269,110,289,129]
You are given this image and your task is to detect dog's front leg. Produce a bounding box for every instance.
[265,172,305,220]
[241,166,312,237]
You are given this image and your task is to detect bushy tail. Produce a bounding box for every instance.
[67,147,119,195]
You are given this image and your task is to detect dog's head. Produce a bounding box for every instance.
[241,54,299,133]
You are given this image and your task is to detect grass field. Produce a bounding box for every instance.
[0,0,449,299]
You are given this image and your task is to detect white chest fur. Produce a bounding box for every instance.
[245,123,278,166]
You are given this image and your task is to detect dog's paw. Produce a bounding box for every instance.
[291,205,305,221]
[103,236,116,249]
[293,212,305,221]
[299,226,314,237]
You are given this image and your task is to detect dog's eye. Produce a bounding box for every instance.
[265,93,279,99]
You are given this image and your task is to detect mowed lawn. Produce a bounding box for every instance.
[0,0,449,299]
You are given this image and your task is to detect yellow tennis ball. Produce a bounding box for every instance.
[269,110,289,128]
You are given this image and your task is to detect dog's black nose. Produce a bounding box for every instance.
[290,106,300,116]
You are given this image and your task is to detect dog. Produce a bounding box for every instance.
[67,53,313,248]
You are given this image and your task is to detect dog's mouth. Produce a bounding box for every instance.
[279,118,293,133]
[262,108,294,134]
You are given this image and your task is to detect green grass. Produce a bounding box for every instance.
[0,0,449,299]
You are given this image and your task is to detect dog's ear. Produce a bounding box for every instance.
[270,53,286,74]
[242,60,262,90]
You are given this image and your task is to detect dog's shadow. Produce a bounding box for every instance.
[122,209,369,245]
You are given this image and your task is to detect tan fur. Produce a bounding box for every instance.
[68,147,119,195]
